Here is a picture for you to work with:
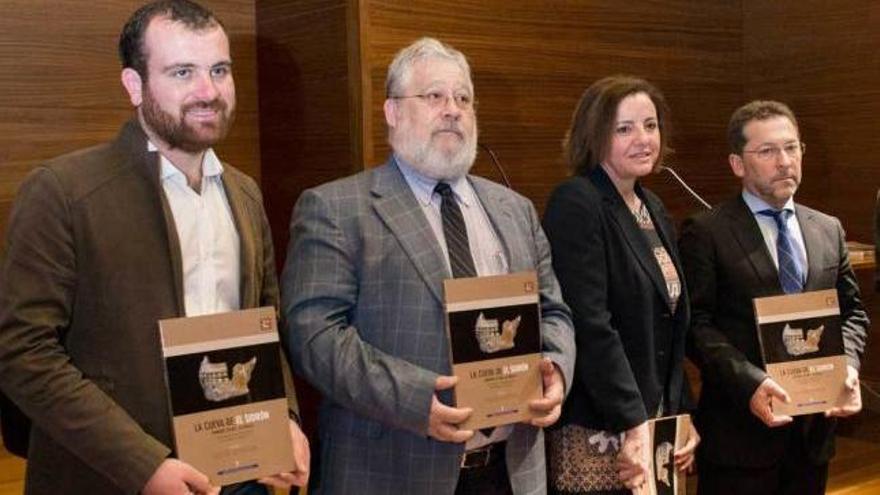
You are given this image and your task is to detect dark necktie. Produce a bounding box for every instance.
[436,182,494,437]
[435,182,477,278]
[758,209,804,294]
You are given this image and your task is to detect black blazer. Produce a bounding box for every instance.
[543,166,692,433]
[679,196,869,468]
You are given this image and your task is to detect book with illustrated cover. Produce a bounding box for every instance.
[159,307,294,485]
[443,271,543,430]
[753,289,848,416]
[647,415,692,495]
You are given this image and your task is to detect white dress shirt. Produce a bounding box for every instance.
[151,142,241,316]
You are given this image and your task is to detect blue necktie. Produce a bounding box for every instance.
[758,209,804,293]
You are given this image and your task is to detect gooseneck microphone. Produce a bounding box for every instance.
[660,165,713,210]
[478,142,512,189]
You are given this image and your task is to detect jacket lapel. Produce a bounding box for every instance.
[221,172,258,308]
[468,179,518,271]
[371,161,449,304]
[796,205,824,291]
[121,121,186,315]
[591,168,671,308]
[725,196,780,291]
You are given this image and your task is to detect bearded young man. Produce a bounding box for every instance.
[0,1,308,494]
[281,37,575,495]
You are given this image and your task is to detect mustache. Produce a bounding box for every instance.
[773,173,798,181]
[432,125,464,138]
[182,98,227,114]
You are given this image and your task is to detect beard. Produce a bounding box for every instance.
[141,85,234,153]
[392,122,478,181]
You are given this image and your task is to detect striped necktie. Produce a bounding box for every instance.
[758,209,804,293]
[435,182,477,278]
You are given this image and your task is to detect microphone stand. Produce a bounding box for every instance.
[661,165,713,210]
[478,142,512,189]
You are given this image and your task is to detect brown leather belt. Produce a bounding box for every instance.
[460,441,506,469]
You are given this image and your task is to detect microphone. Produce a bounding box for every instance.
[660,165,712,210]
[478,142,512,188]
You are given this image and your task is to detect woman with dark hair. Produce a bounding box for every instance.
[543,76,698,494]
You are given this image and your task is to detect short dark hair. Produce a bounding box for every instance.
[564,75,671,175]
[727,100,799,154]
[118,0,223,80]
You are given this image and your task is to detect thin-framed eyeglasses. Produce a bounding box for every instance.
[389,90,476,111]
[742,141,805,161]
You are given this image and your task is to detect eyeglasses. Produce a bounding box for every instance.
[742,141,805,161]
[389,90,475,111]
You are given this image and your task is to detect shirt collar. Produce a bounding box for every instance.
[741,188,795,214]
[394,154,472,207]
[148,140,223,182]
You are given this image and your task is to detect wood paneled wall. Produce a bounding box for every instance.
[0,0,262,238]
[257,0,358,261]
[362,1,744,221]
[257,0,745,248]
[256,1,878,242]
[743,0,879,245]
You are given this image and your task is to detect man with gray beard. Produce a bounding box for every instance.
[281,37,575,494]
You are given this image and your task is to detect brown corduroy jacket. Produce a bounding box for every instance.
[0,120,280,494]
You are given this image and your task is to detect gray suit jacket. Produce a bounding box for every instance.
[282,159,575,494]
[680,196,869,468]
[0,121,280,494]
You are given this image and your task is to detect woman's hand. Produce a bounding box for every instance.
[673,423,700,473]
[616,421,650,490]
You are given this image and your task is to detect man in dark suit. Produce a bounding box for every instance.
[679,100,869,495]
[282,37,575,494]
[0,1,308,494]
